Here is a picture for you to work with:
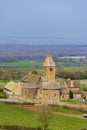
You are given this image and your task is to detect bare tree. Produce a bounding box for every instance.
[36,106,52,130]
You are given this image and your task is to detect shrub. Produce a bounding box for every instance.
[0,92,7,98]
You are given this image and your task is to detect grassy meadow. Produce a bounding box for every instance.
[52,106,83,115]
[62,66,86,71]
[0,60,86,71]
[78,79,87,90]
[0,61,43,71]
[0,103,87,130]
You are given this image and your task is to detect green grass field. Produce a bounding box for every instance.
[63,66,86,71]
[0,61,86,71]
[52,106,83,115]
[78,79,87,90]
[0,61,43,71]
[0,103,87,130]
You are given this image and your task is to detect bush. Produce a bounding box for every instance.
[0,88,3,92]
[56,69,87,80]
[0,92,7,98]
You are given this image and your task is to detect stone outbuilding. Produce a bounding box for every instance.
[4,81,21,97]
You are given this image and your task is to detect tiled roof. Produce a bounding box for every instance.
[22,72,41,83]
[40,76,47,82]
[71,90,81,94]
[43,82,60,90]
[4,81,21,94]
[65,79,79,88]
[60,81,68,88]
[22,82,38,89]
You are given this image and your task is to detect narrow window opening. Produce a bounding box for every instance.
[50,68,52,71]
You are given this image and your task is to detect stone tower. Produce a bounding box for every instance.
[43,53,56,82]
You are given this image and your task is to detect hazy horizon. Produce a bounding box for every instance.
[0,36,87,45]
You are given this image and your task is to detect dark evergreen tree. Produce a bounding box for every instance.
[69,90,73,99]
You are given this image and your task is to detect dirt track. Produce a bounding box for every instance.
[17,105,86,119]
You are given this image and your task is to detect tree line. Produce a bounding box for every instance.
[0,69,27,80]
[0,69,87,80]
[56,69,87,80]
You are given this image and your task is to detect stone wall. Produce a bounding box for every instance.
[58,101,87,111]
[42,89,60,104]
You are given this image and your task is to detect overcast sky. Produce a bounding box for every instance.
[0,0,87,44]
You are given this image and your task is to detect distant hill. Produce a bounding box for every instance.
[0,44,87,62]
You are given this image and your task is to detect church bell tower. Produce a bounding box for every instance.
[43,53,56,82]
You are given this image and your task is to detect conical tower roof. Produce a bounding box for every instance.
[43,53,56,67]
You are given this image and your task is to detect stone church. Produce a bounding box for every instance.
[21,53,81,104]
[4,53,81,104]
